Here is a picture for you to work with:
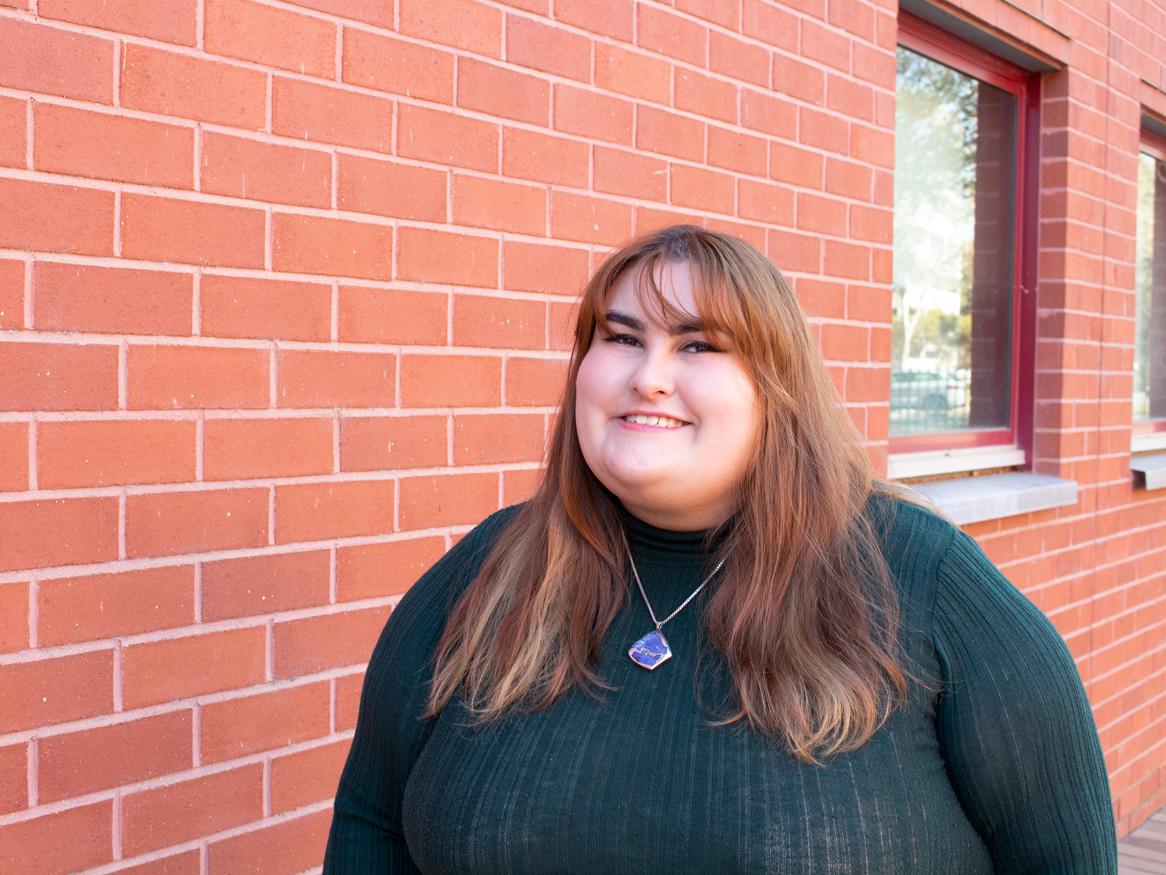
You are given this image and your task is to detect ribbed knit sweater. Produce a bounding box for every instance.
[323,497,1117,873]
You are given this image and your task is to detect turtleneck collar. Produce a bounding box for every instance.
[616,500,732,566]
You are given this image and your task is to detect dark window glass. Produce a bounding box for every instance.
[892,47,1017,437]
[1135,149,1166,422]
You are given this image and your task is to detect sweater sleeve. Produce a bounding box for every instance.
[322,506,519,873]
[932,528,1117,873]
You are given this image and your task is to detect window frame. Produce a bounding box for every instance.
[1133,127,1166,438]
[890,14,1039,464]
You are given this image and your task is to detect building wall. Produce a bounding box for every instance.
[0,0,1162,869]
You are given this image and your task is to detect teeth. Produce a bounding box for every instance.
[624,414,685,428]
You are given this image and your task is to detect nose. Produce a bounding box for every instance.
[629,346,675,398]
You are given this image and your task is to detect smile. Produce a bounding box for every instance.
[621,414,688,429]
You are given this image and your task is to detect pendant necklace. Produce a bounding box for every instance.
[625,540,727,671]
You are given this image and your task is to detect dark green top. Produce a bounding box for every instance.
[323,497,1116,873]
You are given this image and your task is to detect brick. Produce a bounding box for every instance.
[671,164,735,215]
[0,496,118,573]
[398,227,498,287]
[0,743,26,813]
[271,739,350,813]
[398,103,498,173]
[0,18,114,103]
[710,31,770,88]
[772,54,825,105]
[594,43,670,104]
[824,239,869,279]
[503,467,542,504]
[39,566,194,646]
[594,147,667,201]
[0,98,23,167]
[825,157,872,200]
[845,365,888,402]
[274,605,390,677]
[399,472,499,529]
[770,142,824,186]
[850,204,891,243]
[202,549,330,621]
[738,178,795,225]
[400,354,502,406]
[767,228,822,274]
[200,132,330,209]
[554,0,632,40]
[821,323,868,361]
[801,19,850,72]
[39,711,192,802]
[338,286,447,345]
[796,278,846,319]
[122,765,264,856]
[337,536,446,600]
[203,417,332,481]
[504,240,590,296]
[121,44,265,129]
[340,414,448,472]
[706,217,766,252]
[636,106,704,162]
[0,178,113,256]
[637,4,706,66]
[338,154,447,222]
[796,192,847,235]
[635,205,704,237]
[209,808,331,874]
[677,0,739,28]
[38,419,195,489]
[506,357,567,406]
[675,68,737,125]
[502,127,589,187]
[0,259,22,330]
[551,191,633,245]
[33,262,192,337]
[554,84,633,146]
[741,89,797,138]
[0,650,113,733]
[0,802,113,874]
[458,57,549,126]
[124,626,267,710]
[454,413,544,464]
[272,213,392,281]
[121,194,264,268]
[274,479,394,542]
[200,275,332,343]
[126,488,268,558]
[344,28,454,104]
[282,0,388,26]
[506,15,589,81]
[0,421,26,495]
[548,299,578,350]
[708,127,767,177]
[40,0,196,45]
[205,0,335,78]
[35,104,193,188]
[128,345,268,410]
[201,682,330,763]
[846,284,890,322]
[400,0,502,56]
[116,850,201,875]
[829,0,875,39]
[851,123,894,168]
[826,73,875,122]
[0,581,28,652]
[799,106,848,153]
[272,77,391,152]
[453,295,545,349]
[453,175,546,235]
[277,349,396,409]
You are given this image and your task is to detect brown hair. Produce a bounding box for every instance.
[425,225,910,762]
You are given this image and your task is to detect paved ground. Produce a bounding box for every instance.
[1120,805,1166,873]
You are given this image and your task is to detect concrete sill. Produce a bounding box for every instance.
[1131,454,1166,490]
[904,472,1079,525]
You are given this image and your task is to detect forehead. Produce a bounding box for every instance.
[606,260,700,325]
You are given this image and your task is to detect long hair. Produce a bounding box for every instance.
[425,225,910,762]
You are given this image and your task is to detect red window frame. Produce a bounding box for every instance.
[1134,128,1166,436]
[891,14,1039,459]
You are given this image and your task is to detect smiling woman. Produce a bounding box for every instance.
[323,226,1116,873]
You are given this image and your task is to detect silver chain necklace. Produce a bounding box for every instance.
[625,539,727,671]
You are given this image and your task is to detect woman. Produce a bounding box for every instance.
[323,226,1116,873]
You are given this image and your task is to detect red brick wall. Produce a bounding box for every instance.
[0,0,1162,869]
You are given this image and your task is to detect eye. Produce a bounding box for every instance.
[603,332,642,347]
[682,339,720,353]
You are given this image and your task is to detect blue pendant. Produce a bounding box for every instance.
[628,629,672,670]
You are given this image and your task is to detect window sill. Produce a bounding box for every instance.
[887,445,1027,480]
[901,472,1079,525]
[1131,432,1166,454]
[1131,454,1166,490]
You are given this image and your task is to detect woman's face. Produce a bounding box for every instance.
[574,260,762,531]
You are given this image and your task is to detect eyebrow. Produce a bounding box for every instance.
[603,309,705,336]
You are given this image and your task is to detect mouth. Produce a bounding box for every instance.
[620,414,689,429]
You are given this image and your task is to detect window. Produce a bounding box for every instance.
[890,15,1037,466]
[1134,132,1166,434]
